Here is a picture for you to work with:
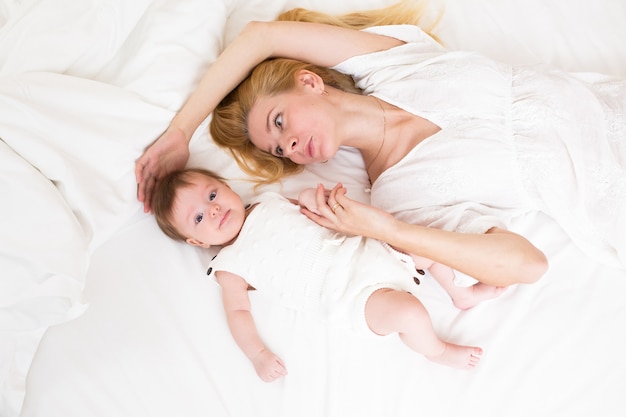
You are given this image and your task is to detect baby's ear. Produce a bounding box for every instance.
[186,237,211,249]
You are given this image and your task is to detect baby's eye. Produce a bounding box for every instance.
[274,113,283,129]
[275,145,284,157]
[194,213,203,224]
[209,191,217,201]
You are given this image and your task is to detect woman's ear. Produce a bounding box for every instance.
[186,237,211,249]
[296,69,325,93]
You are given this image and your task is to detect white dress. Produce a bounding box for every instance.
[333,25,626,269]
[207,192,422,335]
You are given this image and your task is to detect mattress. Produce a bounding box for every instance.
[1,0,625,416]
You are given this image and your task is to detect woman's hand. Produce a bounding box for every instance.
[252,349,288,382]
[135,125,190,212]
[301,183,395,240]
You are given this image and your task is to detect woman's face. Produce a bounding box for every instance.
[247,87,338,165]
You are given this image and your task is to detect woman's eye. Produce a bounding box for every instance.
[274,113,283,129]
[194,213,203,224]
[209,191,216,201]
[275,145,284,156]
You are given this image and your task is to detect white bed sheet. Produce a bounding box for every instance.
[1,0,625,416]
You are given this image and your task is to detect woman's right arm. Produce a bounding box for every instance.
[302,184,548,287]
[170,20,402,141]
[136,21,403,211]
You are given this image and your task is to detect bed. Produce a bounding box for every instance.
[1,0,625,416]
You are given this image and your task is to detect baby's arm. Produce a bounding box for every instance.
[215,271,287,382]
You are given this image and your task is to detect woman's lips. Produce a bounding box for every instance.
[306,138,314,159]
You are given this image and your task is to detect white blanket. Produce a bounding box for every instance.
[1,0,625,416]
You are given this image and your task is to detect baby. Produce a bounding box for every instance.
[152,168,486,382]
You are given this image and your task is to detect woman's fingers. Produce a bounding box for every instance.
[324,183,343,212]
[134,126,191,213]
[135,156,158,212]
[135,159,150,210]
[301,207,333,229]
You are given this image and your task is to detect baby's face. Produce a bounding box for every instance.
[171,172,246,247]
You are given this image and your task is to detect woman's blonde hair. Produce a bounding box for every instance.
[210,0,439,185]
[276,0,439,39]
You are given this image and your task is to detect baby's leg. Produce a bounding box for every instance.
[409,253,436,271]
[426,261,506,310]
[365,288,482,369]
[446,282,507,310]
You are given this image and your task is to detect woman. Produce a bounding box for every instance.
[136,1,626,285]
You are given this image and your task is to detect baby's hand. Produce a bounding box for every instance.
[298,186,331,215]
[252,349,288,382]
[298,187,320,214]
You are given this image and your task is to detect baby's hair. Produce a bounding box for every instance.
[152,168,224,241]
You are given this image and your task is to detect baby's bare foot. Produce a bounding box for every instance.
[453,283,507,310]
[427,344,483,369]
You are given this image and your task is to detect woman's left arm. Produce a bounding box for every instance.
[302,184,548,287]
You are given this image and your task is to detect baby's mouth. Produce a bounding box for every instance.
[219,210,230,227]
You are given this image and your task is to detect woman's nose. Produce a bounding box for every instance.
[282,136,298,156]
